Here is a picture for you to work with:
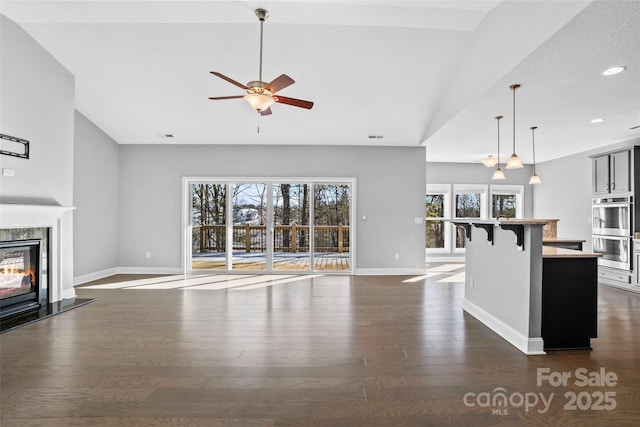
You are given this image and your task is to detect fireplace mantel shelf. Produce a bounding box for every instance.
[1,204,75,213]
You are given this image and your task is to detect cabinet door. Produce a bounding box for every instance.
[611,150,631,193]
[593,155,610,194]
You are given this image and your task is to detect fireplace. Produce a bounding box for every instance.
[0,239,43,319]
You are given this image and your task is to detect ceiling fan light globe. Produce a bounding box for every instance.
[482,155,498,167]
[505,153,523,169]
[244,93,275,112]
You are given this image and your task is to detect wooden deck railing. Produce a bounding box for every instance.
[193,224,349,253]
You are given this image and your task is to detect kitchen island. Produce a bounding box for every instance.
[455,219,600,355]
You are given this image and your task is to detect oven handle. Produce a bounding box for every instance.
[592,203,632,209]
[592,235,630,241]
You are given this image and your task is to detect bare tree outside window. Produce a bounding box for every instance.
[426,194,445,249]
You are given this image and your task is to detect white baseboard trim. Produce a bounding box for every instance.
[116,266,184,275]
[462,299,546,355]
[355,268,427,276]
[74,267,119,286]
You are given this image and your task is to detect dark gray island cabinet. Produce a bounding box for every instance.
[457,219,601,355]
[542,247,598,350]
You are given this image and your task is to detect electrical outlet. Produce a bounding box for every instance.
[394,253,400,260]
[145,252,151,259]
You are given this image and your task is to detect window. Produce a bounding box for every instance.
[425,183,525,256]
[453,185,488,250]
[425,184,451,253]
[490,185,524,219]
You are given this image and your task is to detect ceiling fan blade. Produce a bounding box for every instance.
[260,107,273,116]
[208,95,245,100]
[265,74,295,94]
[209,72,247,90]
[274,96,314,110]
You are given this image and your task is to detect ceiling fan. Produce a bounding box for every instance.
[208,8,313,116]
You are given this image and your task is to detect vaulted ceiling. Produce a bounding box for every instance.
[2,0,639,163]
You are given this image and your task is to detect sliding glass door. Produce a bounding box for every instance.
[314,184,351,271]
[191,183,227,270]
[231,183,267,270]
[187,179,352,273]
[273,183,311,271]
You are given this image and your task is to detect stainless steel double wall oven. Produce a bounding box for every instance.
[592,196,632,270]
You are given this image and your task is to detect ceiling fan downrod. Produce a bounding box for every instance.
[256,9,269,84]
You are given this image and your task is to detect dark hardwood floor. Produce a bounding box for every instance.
[2,264,640,426]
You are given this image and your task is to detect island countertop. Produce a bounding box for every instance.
[543,246,602,258]
[498,218,555,225]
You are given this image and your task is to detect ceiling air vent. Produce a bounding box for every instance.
[368,135,384,139]
[630,125,640,130]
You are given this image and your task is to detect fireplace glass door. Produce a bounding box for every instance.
[0,240,41,318]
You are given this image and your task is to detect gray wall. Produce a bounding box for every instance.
[0,15,76,293]
[118,144,427,274]
[0,15,75,206]
[73,111,120,279]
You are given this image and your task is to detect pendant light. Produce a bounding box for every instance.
[492,115,506,180]
[506,84,524,169]
[529,126,542,184]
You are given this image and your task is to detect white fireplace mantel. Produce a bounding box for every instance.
[1,203,76,302]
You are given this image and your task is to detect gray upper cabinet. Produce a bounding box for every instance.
[592,149,632,195]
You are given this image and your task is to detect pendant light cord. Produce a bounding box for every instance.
[531,126,537,173]
[496,115,502,164]
[512,85,516,153]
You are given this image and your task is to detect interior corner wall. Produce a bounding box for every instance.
[0,15,76,293]
[73,111,120,282]
[533,137,640,253]
[118,144,426,274]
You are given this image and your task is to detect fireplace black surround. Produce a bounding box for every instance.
[0,239,42,319]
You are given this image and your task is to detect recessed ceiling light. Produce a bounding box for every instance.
[590,118,605,124]
[603,66,626,76]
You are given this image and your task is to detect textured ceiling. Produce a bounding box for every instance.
[2,0,639,163]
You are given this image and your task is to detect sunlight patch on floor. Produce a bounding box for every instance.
[230,275,325,291]
[427,263,464,272]
[80,274,326,291]
[436,272,466,283]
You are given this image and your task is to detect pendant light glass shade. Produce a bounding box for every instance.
[505,84,524,169]
[491,115,505,180]
[482,155,498,167]
[529,126,541,184]
[506,153,523,169]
